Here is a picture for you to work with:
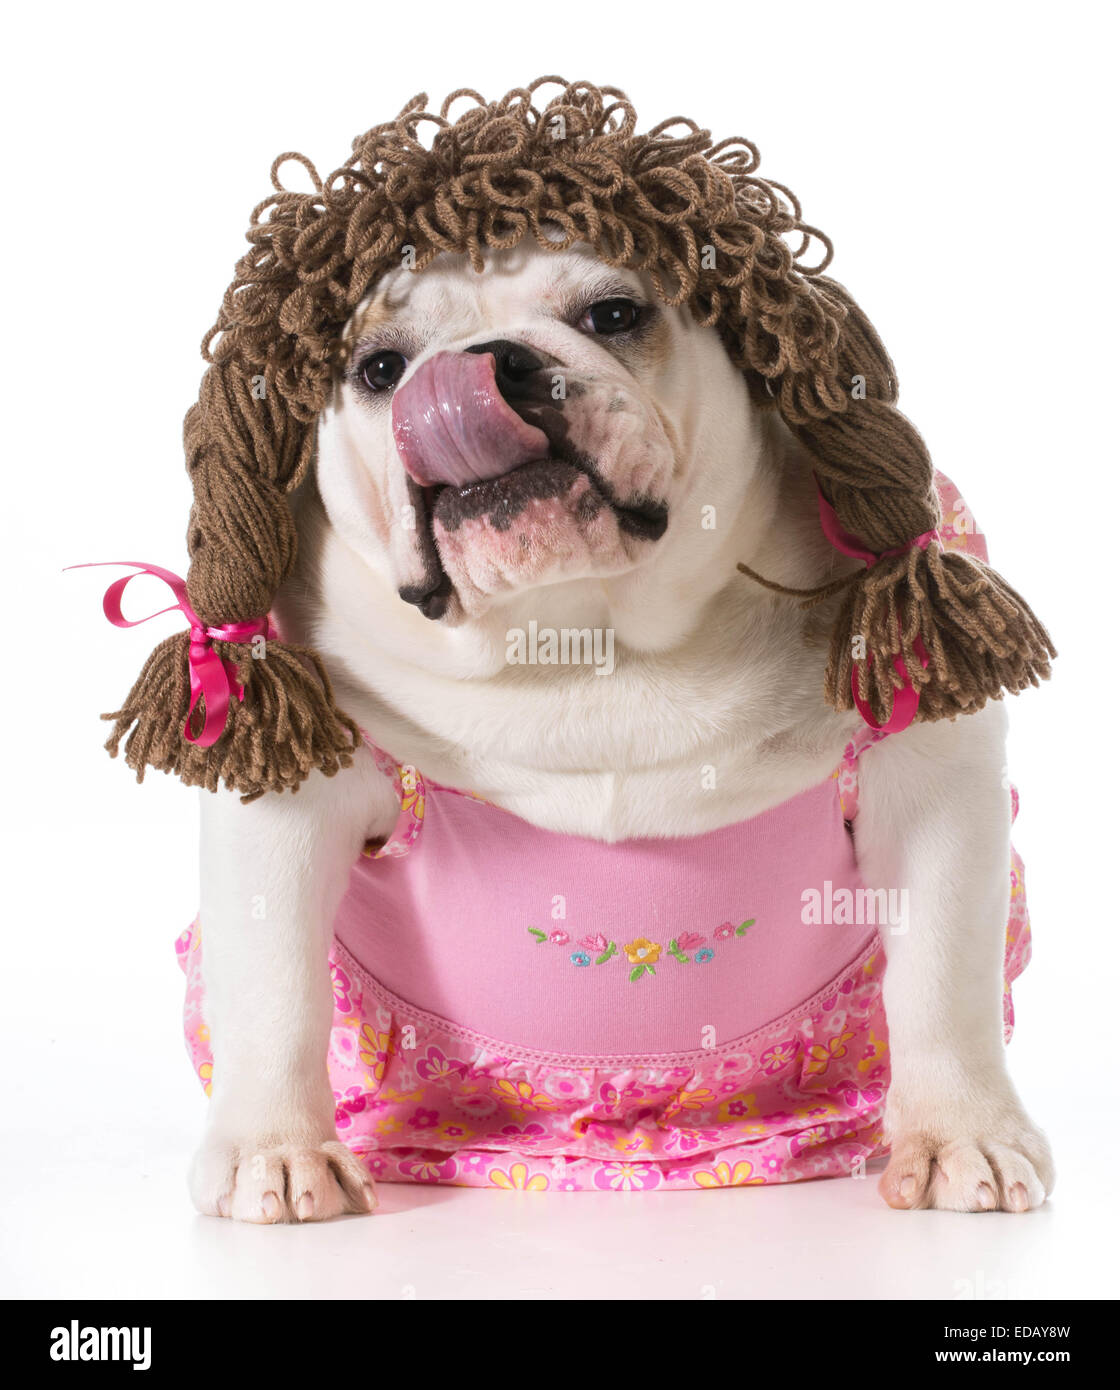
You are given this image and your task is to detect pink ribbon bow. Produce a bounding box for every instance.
[815,485,942,734]
[67,561,274,748]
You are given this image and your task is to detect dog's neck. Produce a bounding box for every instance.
[277,412,862,838]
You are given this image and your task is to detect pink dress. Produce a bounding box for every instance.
[177,474,1031,1192]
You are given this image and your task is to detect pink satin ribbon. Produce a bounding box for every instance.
[67,561,274,748]
[815,485,941,733]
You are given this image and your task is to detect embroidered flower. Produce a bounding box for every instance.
[676,931,705,950]
[714,921,735,940]
[489,1161,549,1191]
[580,933,608,953]
[548,929,570,946]
[570,951,591,967]
[623,937,661,965]
[694,947,715,964]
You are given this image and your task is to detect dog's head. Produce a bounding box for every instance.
[316,240,760,627]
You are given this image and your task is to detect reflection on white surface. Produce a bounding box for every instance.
[0,1070,1101,1300]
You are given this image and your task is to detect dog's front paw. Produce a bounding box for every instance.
[189,1135,378,1223]
[879,1086,1054,1213]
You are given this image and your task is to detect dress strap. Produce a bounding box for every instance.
[833,725,891,823]
[358,729,428,860]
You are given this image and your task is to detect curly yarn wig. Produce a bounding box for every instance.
[103,76,1054,800]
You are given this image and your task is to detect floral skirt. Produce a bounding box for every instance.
[176,848,1029,1193]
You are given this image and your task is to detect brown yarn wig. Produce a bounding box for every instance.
[102,77,1054,799]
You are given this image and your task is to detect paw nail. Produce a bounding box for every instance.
[1009,1182,1028,1212]
[977,1182,997,1210]
[261,1190,281,1220]
[297,1192,314,1221]
[899,1176,916,1201]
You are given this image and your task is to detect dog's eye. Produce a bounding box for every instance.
[579,298,642,336]
[358,350,408,392]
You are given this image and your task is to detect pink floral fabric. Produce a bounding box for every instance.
[175,470,1032,1191]
[177,904,1028,1191]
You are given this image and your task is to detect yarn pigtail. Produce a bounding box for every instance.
[779,279,1055,726]
[102,633,361,801]
[102,347,361,801]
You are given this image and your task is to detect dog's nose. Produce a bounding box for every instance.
[463,339,544,401]
[391,348,550,490]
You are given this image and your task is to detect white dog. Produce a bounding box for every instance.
[186,241,1053,1221]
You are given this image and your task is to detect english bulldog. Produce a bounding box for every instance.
[186,240,1053,1221]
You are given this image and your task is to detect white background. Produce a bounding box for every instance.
[2,0,1117,1300]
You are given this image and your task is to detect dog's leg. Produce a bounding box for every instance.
[188,751,396,1223]
[854,702,1054,1212]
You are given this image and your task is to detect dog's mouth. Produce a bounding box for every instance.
[392,352,669,620]
[398,451,669,620]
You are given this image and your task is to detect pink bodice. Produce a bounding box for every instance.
[336,763,875,1060]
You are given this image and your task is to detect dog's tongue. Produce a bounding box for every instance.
[392,350,549,489]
